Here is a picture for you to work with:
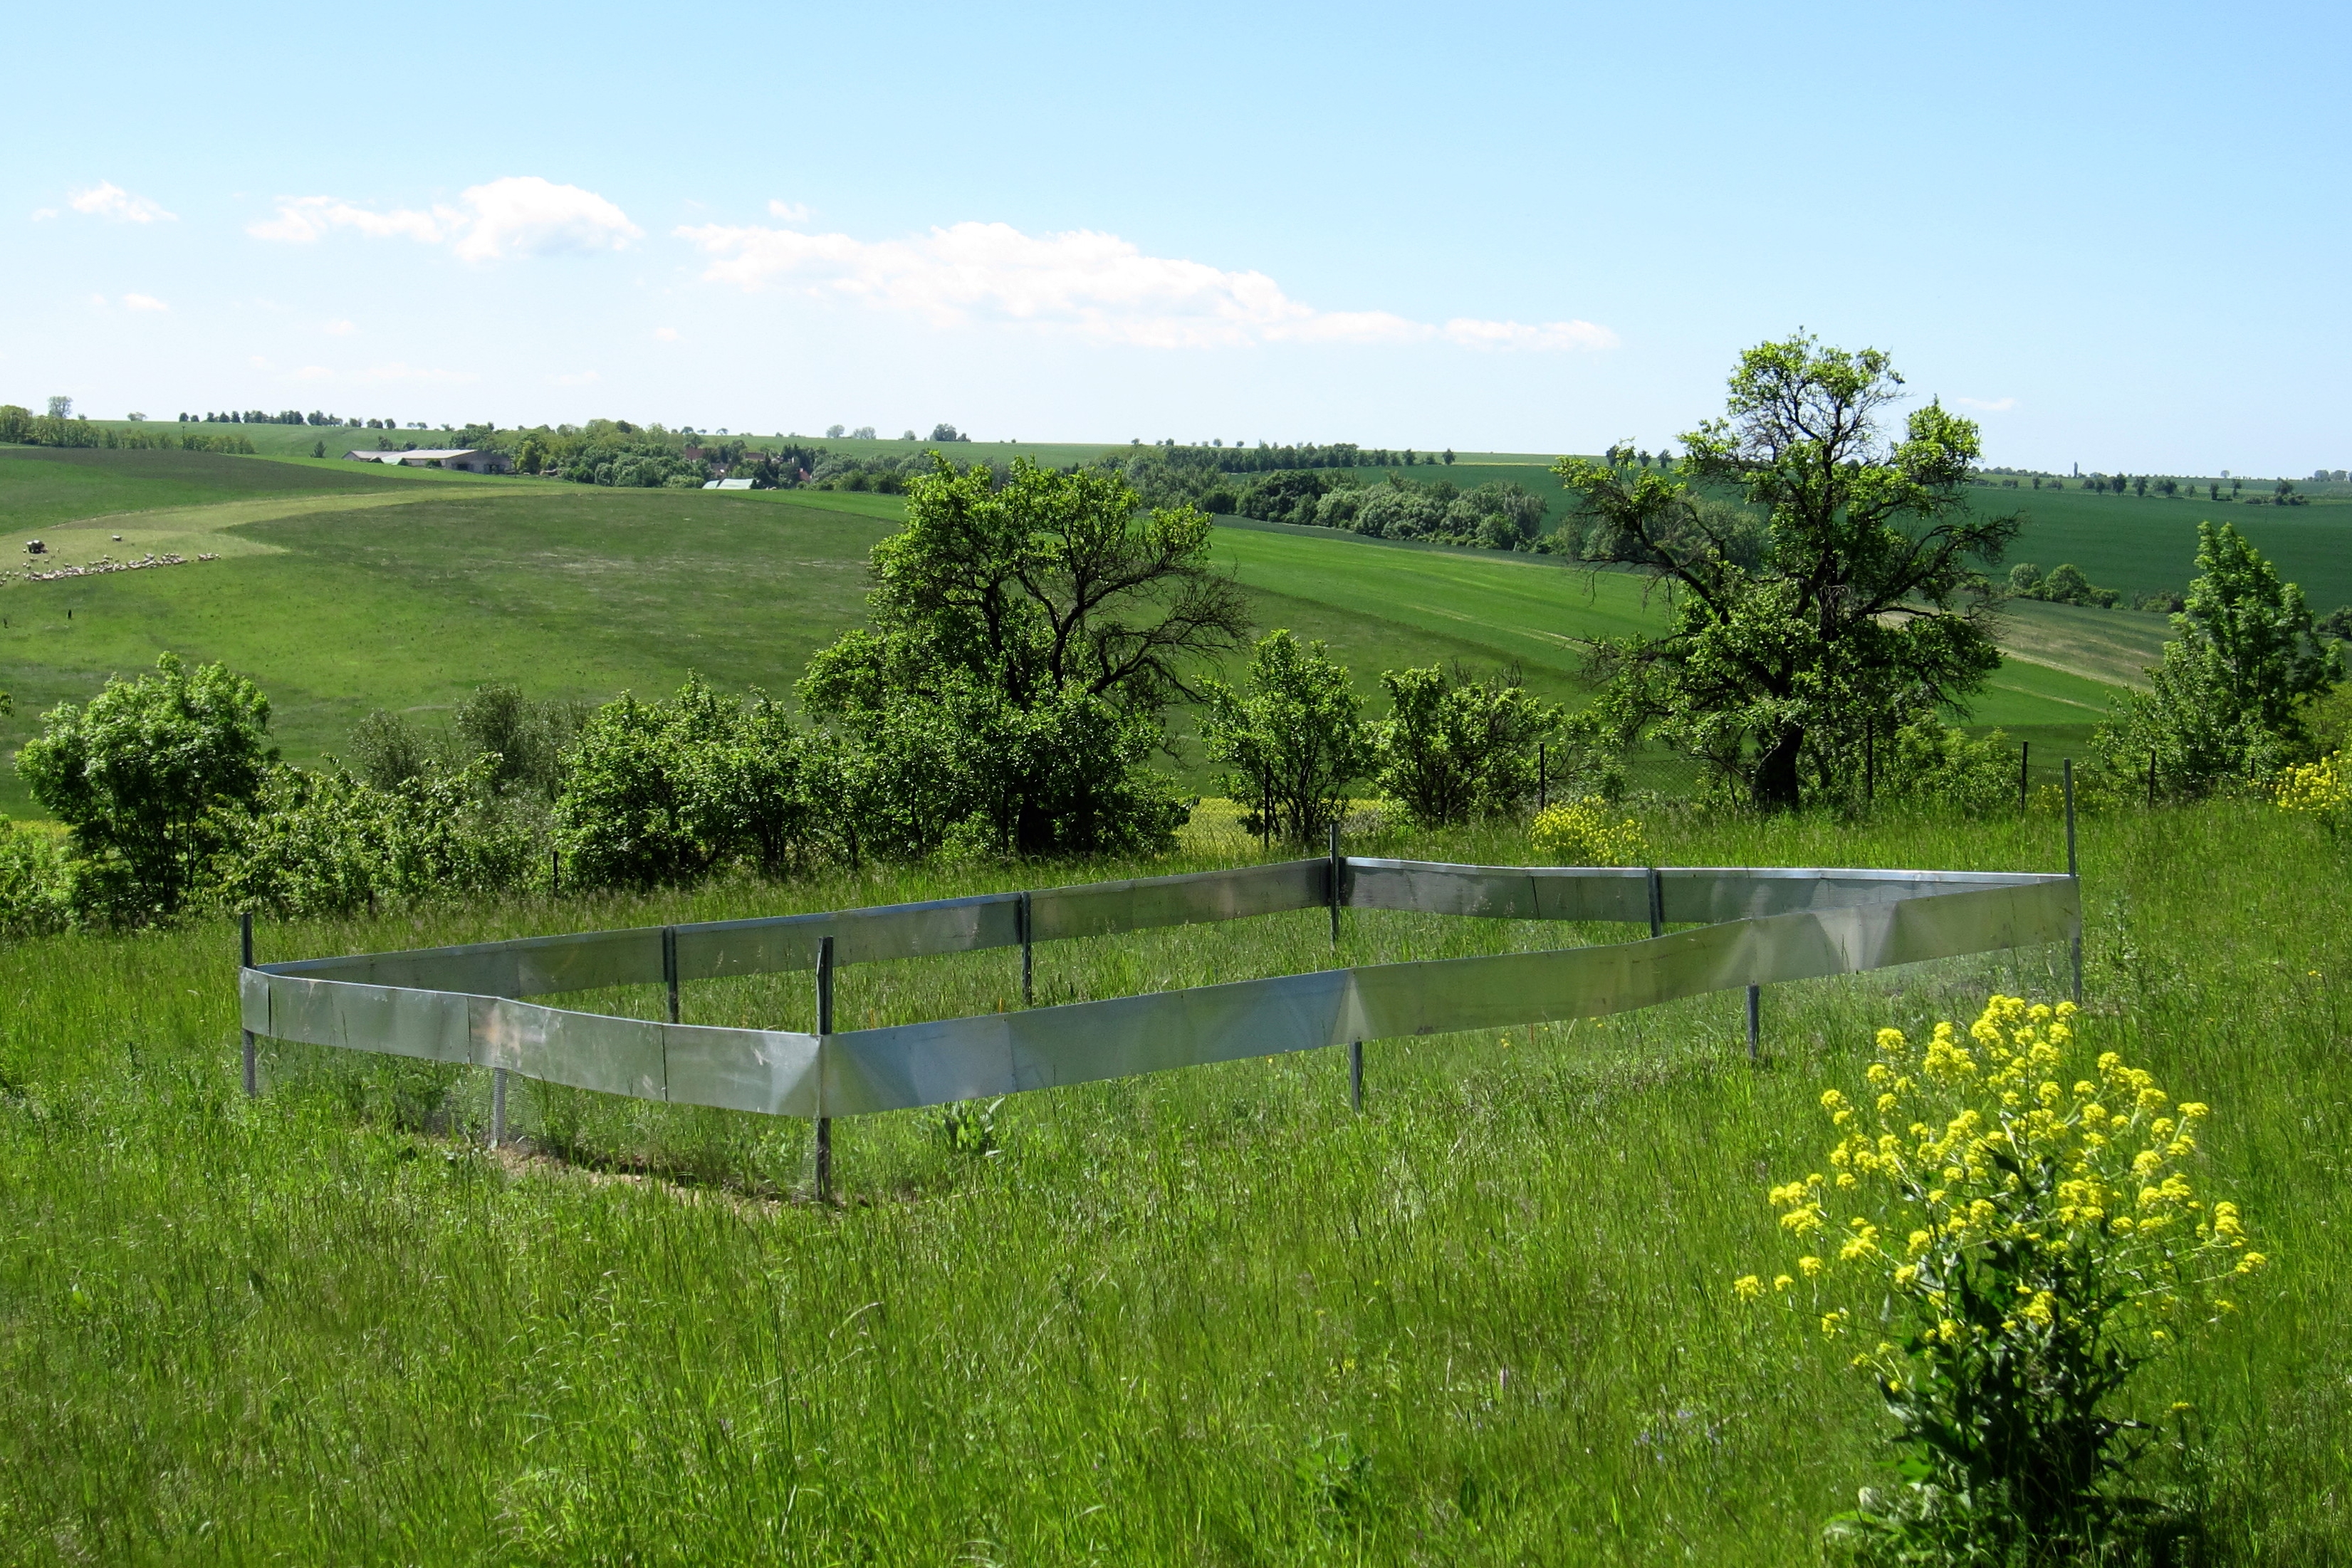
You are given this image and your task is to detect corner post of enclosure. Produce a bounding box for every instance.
[1746,983,1761,1064]
[815,934,835,1203]
[1646,867,1664,939]
[1327,821,1342,951]
[2064,758,2082,1005]
[1018,890,1033,1008]
[239,911,256,1099]
[663,925,680,1025]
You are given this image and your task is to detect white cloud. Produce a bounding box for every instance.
[767,199,811,221]
[248,194,447,244]
[120,293,168,311]
[362,362,477,384]
[69,181,175,223]
[1953,396,2017,413]
[454,176,642,261]
[652,326,679,341]
[248,176,640,261]
[1442,317,1616,351]
[29,207,57,221]
[673,218,1614,352]
[323,319,356,336]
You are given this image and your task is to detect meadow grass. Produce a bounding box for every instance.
[0,446,481,535]
[0,800,2343,1564]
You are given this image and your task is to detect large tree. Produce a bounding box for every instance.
[802,456,1249,854]
[1555,335,2019,810]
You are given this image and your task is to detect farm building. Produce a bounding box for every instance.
[342,448,513,474]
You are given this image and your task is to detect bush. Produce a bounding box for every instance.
[845,681,1185,862]
[16,653,275,924]
[0,820,67,939]
[1529,799,1647,865]
[1374,665,1557,827]
[1740,997,2264,1562]
[1880,716,2018,816]
[553,677,839,889]
[211,761,537,919]
[1201,631,1376,845]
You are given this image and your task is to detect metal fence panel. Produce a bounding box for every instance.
[254,971,476,1062]
[819,877,2077,1115]
[662,1023,823,1117]
[244,860,2079,1123]
[1028,859,1329,941]
[472,996,667,1099]
[1343,859,1653,921]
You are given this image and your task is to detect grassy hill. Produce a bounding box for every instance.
[1,444,2160,817]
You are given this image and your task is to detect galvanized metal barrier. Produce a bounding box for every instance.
[239,857,2079,1159]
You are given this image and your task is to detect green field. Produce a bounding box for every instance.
[0,800,2338,1561]
[1968,483,2352,610]
[0,447,2151,817]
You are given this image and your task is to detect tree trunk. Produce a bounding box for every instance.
[1751,728,1804,812]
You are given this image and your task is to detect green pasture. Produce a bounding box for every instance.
[0,449,2145,817]
[0,444,493,537]
[1969,484,2352,610]
[0,800,2338,1562]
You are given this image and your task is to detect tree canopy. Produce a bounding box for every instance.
[1555,334,2017,810]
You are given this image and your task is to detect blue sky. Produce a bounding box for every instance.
[6,1,2344,474]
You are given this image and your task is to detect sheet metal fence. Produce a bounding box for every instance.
[239,842,2082,1192]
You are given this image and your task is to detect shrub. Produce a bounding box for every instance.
[1529,798,1646,865]
[211,761,536,918]
[1373,664,1557,827]
[0,820,67,940]
[1880,716,2018,816]
[16,653,276,924]
[1201,631,1376,845]
[1740,997,2264,1562]
[553,677,836,889]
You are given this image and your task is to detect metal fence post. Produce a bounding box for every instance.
[1349,1040,1364,1113]
[1746,983,1761,1064]
[239,911,256,1099]
[1327,822,1342,951]
[2147,750,2157,807]
[663,925,680,1025]
[549,847,560,897]
[1018,890,1034,1008]
[2065,758,2081,1005]
[1647,867,1664,939]
[815,934,835,1203]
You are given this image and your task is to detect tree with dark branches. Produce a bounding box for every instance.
[1554,335,2019,811]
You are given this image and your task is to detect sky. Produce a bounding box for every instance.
[4,0,2345,475]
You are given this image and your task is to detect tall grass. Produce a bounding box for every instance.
[0,802,2343,1564]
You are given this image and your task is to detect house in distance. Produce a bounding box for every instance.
[342,447,513,474]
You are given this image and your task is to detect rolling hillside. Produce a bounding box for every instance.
[0,444,2170,817]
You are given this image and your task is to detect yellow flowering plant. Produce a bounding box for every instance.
[2274,751,2352,830]
[1737,996,2265,1562]
[1529,798,1646,867]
